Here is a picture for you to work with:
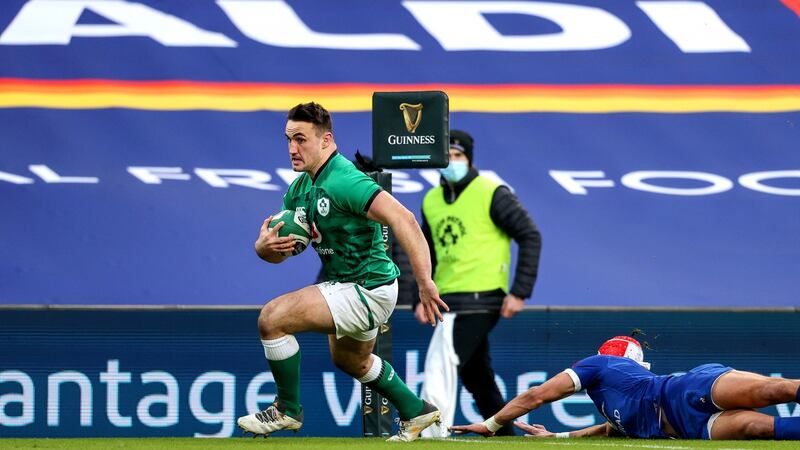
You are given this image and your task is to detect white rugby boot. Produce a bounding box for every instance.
[387,401,441,442]
[237,403,303,437]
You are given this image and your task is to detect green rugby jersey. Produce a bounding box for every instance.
[282,152,400,288]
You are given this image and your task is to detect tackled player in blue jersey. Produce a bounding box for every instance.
[451,336,800,441]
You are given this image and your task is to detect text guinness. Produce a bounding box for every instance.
[387,134,436,145]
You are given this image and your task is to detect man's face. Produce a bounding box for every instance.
[285,120,329,172]
[448,148,468,164]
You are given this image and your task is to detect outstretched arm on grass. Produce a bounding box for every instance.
[450,371,576,437]
[513,421,614,438]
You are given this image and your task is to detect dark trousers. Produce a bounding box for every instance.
[453,312,515,436]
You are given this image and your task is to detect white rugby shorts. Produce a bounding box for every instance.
[316,280,398,341]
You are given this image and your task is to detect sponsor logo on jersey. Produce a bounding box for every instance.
[294,207,308,225]
[311,222,322,244]
[600,402,628,436]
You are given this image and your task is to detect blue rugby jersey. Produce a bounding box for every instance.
[566,355,671,438]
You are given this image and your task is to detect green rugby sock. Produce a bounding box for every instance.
[361,356,423,420]
[262,336,302,418]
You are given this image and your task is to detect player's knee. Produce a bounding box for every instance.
[760,380,796,404]
[741,419,772,439]
[331,353,364,377]
[257,301,283,337]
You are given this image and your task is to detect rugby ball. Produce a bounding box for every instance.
[268,209,311,256]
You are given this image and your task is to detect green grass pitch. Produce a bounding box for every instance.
[0,437,797,449]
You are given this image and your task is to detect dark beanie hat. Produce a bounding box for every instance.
[449,129,474,166]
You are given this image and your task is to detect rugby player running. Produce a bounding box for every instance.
[237,102,448,441]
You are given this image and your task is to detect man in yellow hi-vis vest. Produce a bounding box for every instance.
[414,129,542,438]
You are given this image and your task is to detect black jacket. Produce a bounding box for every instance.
[414,167,542,312]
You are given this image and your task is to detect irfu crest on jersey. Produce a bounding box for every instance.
[317,197,330,216]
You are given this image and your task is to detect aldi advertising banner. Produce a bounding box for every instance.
[1,0,799,308]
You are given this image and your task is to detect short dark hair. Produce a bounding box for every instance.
[287,102,332,135]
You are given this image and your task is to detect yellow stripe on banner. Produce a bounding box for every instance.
[1,80,800,113]
[452,95,800,113]
[0,92,374,112]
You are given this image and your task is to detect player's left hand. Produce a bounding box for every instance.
[449,423,494,437]
[500,294,525,318]
[418,278,449,326]
[513,421,553,438]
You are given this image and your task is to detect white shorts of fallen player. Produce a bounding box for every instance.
[316,280,398,341]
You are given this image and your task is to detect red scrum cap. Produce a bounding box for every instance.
[598,336,651,370]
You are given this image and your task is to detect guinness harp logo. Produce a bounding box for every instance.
[399,103,423,133]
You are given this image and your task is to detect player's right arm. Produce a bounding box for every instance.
[450,371,576,437]
[254,216,295,264]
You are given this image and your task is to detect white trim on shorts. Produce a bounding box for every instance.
[705,368,734,440]
[706,411,724,439]
[316,279,398,341]
[708,368,733,410]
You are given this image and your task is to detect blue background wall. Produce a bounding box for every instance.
[1,0,798,308]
